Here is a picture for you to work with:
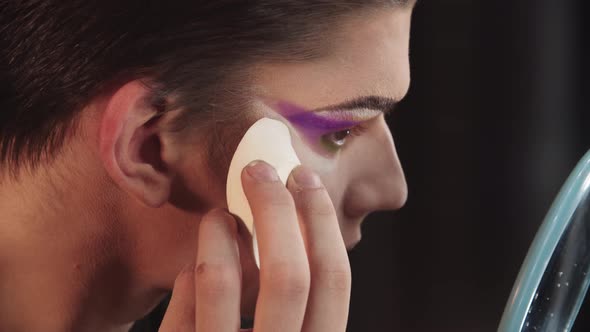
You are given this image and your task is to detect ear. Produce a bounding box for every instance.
[99,81,173,207]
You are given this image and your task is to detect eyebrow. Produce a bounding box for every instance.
[309,96,399,114]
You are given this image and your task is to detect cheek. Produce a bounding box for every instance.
[173,119,257,211]
[171,143,228,212]
[289,127,335,176]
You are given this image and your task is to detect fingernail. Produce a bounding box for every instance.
[246,160,280,182]
[292,166,322,188]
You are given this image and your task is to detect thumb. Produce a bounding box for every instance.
[159,264,196,331]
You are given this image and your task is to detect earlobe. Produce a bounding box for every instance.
[99,81,173,207]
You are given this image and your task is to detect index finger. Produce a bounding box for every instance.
[159,265,196,332]
[242,160,310,332]
[287,166,351,332]
[194,209,242,332]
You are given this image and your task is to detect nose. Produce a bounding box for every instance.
[342,118,407,219]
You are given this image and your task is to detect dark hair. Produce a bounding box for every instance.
[0,0,410,173]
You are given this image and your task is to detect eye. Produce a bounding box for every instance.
[323,129,350,148]
[320,124,368,152]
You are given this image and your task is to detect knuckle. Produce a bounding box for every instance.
[259,185,296,210]
[262,261,311,298]
[295,187,335,218]
[313,265,352,293]
[194,262,239,298]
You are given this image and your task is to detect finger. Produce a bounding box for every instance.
[159,265,196,332]
[287,166,351,332]
[234,220,260,320]
[194,209,241,332]
[241,161,310,332]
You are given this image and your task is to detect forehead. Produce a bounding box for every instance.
[252,8,413,109]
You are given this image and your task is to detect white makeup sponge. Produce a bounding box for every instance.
[226,118,301,267]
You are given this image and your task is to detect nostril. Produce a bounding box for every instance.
[343,177,408,219]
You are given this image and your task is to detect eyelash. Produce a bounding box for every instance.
[321,122,370,152]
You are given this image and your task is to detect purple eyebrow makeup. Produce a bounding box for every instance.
[277,101,357,128]
[272,100,381,154]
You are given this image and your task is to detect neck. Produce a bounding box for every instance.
[0,162,165,332]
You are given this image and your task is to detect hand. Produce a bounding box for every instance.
[159,161,351,332]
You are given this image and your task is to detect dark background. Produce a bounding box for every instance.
[348,0,589,331]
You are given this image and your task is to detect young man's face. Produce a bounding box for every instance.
[149,7,413,289]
